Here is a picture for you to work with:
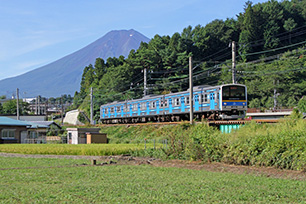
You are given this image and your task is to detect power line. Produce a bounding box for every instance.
[238,24,306,48]
[240,39,306,57]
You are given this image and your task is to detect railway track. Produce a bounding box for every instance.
[93,119,279,127]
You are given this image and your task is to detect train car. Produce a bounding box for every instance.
[100,84,247,123]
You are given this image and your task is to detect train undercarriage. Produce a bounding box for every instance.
[100,110,245,124]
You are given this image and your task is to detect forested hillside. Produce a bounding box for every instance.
[73,0,306,120]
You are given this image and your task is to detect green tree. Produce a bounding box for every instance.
[283,18,297,44]
[2,100,29,115]
[298,96,306,113]
[0,103,3,114]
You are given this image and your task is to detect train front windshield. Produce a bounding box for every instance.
[222,85,246,100]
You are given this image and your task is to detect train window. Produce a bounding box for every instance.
[141,103,146,110]
[164,99,168,107]
[104,108,108,114]
[194,94,199,102]
[150,101,155,108]
[110,107,114,113]
[117,107,121,112]
[133,104,137,111]
[175,98,180,106]
[201,94,208,103]
[222,86,246,100]
[186,97,190,105]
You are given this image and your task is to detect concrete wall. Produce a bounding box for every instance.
[63,110,84,125]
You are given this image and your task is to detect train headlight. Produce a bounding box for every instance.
[224,103,227,105]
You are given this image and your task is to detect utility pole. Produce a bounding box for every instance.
[37,96,40,115]
[90,87,94,125]
[189,56,193,125]
[16,88,20,120]
[35,96,38,115]
[143,67,147,96]
[45,98,48,115]
[232,41,236,84]
[273,80,279,111]
[61,96,64,125]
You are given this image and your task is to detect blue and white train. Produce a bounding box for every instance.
[100,84,247,123]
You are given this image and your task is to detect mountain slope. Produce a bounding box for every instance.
[0,29,150,97]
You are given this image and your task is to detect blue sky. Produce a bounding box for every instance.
[0,0,268,80]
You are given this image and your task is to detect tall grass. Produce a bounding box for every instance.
[157,119,306,171]
[223,119,306,170]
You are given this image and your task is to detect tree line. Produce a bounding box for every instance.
[72,0,306,120]
[0,95,73,115]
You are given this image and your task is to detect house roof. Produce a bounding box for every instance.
[31,121,62,129]
[26,121,49,129]
[0,117,31,127]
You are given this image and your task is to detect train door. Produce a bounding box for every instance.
[146,102,150,115]
[209,92,215,110]
[129,104,133,116]
[121,105,124,117]
[156,100,160,114]
[137,103,141,116]
[102,108,105,118]
[194,94,199,111]
[181,96,185,112]
[169,98,173,113]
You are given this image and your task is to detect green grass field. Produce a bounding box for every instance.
[0,143,159,156]
[0,157,305,203]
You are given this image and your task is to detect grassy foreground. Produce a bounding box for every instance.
[101,118,306,171]
[0,157,305,204]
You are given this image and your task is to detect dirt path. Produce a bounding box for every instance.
[1,153,305,180]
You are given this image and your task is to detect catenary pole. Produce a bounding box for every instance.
[144,67,147,96]
[61,96,64,125]
[90,87,94,125]
[189,56,193,124]
[232,41,236,84]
